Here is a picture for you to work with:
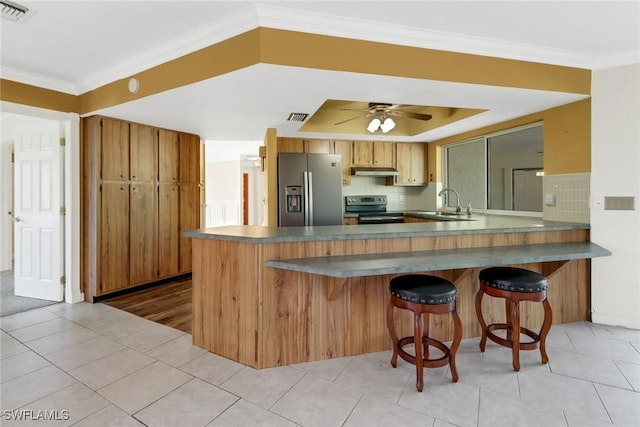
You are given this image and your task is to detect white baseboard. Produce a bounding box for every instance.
[591,312,640,330]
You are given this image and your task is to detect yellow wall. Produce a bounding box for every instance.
[0,79,78,112]
[1,26,591,181]
[431,99,591,177]
[1,27,590,115]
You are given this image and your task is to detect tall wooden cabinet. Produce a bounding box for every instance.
[82,116,203,301]
[178,132,204,274]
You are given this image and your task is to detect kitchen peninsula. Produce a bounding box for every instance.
[185,215,610,369]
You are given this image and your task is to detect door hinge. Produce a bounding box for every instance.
[59,137,66,146]
[60,207,66,216]
[11,152,14,163]
[60,276,66,285]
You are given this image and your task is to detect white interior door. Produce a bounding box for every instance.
[14,119,63,301]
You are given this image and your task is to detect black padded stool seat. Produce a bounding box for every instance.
[387,274,462,392]
[476,267,553,372]
[390,274,458,304]
[479,267,547,293]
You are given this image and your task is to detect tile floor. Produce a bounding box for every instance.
[1,302,639,427]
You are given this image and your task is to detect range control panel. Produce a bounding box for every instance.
[345,195,388,206]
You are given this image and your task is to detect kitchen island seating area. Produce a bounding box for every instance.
[186,215,611,369]
[476,266,553,372]
[387,274,462,392]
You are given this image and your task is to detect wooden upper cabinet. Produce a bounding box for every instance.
[305,139,333,154]
[352,141,373,166]
[179,133,201,184]
[372,142,393,167]
[395,142,427,185]
[277,137,305,153]
[351,141,394,167]
[333,140,352,185]
[158,129,179,182]
[130,123,156,182]
[101,118,129,181]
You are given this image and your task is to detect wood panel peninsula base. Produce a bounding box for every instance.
[186,216,610,369]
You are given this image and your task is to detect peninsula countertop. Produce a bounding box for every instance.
[185,214,590,243]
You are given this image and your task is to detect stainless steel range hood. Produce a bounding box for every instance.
[351,167,399,177]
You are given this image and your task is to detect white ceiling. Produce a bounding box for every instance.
[1,1,639,141]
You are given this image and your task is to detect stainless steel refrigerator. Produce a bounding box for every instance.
[278,153,343,227]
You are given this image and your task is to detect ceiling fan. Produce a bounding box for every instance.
[334,102,433,133]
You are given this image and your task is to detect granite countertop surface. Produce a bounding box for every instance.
[185,214,590,243]
[265,242,611,277]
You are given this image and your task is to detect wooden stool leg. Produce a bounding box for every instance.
[386,301,399,368]
[414,311,424,392]
[423,312,430,358]
[505,298,513,342]
[539,297,553,364]
[449,304,462,383]
[475,287,488,352]
[511,299,521,372]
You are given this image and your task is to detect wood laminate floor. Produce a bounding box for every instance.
[102,278,192,334]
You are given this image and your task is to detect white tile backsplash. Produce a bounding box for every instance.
[343,176,432,211]
[543,173,590,223]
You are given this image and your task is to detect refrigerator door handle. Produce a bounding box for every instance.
[307,171,314,225]
[303,171,310,225]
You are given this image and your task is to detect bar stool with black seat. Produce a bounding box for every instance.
[386,274,462,392]
[475,266,553,371]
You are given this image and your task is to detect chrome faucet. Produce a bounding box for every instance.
[438,188,462,214]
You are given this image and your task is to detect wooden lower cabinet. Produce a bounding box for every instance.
[403,216,440,223]
[343,217,358,225]
[99,183,130,294]
[158,184,180,278]
[129,183,157,285]
[179,184,202,274]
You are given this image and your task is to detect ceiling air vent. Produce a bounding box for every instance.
[287,113,308,122]
[1,0,32,22]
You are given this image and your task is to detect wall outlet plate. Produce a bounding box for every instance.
[544,194,556,206]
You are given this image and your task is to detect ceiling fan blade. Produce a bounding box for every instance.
[334,115,366,126]
[385,104,413,111]
[339,108,372,112]
[389,110,433,121]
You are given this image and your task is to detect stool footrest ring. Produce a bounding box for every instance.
[486,323,541,351]
[396,336,451,368]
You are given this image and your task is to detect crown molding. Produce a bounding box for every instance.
[4,3,637,95]
[0,66,78,95]
[254,4,605,70]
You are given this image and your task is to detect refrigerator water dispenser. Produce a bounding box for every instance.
[285,186,302,212]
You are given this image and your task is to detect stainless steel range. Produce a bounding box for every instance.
[345,195,405,224]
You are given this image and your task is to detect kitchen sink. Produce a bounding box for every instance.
[404,210,476,221]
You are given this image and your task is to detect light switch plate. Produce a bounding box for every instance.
[604,196,635,210]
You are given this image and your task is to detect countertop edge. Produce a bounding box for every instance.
[185,220,590,243]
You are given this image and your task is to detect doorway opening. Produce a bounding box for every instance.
[1,103,83,315]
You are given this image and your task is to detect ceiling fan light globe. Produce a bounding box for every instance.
[367,118,381,133]
[381,118,396,133]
